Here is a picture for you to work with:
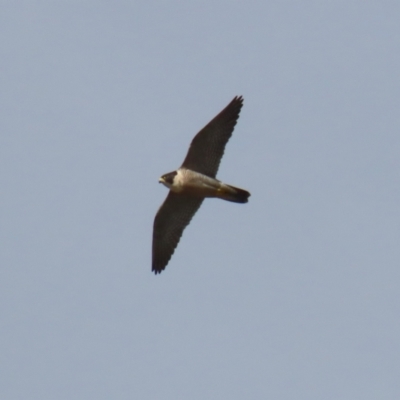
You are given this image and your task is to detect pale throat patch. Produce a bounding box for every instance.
[169,169,186,192]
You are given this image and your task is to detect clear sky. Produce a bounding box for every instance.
[1,2,400,399]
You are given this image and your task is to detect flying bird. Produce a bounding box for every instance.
[152,96,250,274]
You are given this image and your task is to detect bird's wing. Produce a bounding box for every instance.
[152,192,203,274]
[181,96,243,178]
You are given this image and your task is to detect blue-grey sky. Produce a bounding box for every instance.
[1,2,400,399]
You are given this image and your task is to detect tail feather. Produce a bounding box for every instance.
[217,184,250,203]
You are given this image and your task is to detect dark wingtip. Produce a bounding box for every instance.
[232,95,244,106]
[152,263,165,274]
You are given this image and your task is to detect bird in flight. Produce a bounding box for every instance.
[152,96,250,274]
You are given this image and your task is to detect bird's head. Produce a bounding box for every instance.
[159,171,177,189]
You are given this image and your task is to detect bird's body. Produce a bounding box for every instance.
[160,168,249,203]
[152,96,250,274]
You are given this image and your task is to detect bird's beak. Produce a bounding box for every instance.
[159,177,165,184]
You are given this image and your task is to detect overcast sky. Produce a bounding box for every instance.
[1,2,400,399]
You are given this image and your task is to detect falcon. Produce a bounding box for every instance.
[152,96,250,274]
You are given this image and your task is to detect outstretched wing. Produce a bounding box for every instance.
[181,96,244,178]
[152,192,203,274]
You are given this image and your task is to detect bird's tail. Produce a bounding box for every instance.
[216,183,250,203]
